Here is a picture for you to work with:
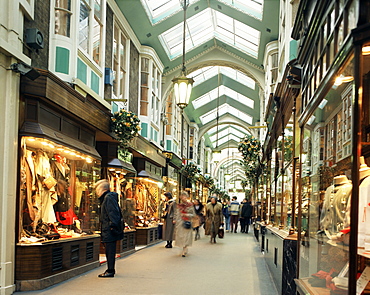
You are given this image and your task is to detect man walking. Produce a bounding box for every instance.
[240,199,253,233]
[95,179,124,278]
[229,196,240,233]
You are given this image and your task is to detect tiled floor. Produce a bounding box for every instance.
[15,230,278,295]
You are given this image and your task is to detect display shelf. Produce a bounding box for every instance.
[358,248,370,259]
[295,278,331,295]
[326,239,350,252]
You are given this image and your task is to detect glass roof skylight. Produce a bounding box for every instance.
[190,66,255,89]
[141,0,200,24]
[199,103,253,125]
[159,8,261,60]
[192,85,254,109]
[218,0,264,20]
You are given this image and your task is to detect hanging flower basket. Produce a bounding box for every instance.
[111,109,141,149]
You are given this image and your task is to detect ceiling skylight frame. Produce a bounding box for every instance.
[199,103,253,125]
[159,8,261,60]
[192,85,254,109]
[207,124,250,136]
[190,66,255,89]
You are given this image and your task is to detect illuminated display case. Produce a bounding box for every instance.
[19,136,101,244]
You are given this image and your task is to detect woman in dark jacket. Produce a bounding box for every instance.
[162,192,176,248]
[96,180,124,278]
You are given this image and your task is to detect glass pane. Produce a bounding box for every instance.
[19,137,101,244]
[298,56,354,292]
[94,0,102,20]
[79,0,90,52]
[55,9,71,37]
[120,33,126,69]
[92,16,101,64]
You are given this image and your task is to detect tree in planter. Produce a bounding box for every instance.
[111,109,141,157]
[238,134,263,199]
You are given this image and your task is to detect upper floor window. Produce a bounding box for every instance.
[140,57,150,116]
[55,0,72,37]
[79,0,103,65]
[113,23,127,102]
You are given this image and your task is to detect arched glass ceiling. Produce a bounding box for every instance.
[190,66,255,89]
[159,8,261,60]
[192,85,254,109]
[200,103,253,125]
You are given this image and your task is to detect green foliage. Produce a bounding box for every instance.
[238,134,262,162]
[278,135,293,162]
[180,163,201,182]
[111,109,141,149]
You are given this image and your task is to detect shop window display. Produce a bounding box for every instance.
[107,169,136,229]
[19,136,101,244]
[134,178,162,228]
[298,56,354,292]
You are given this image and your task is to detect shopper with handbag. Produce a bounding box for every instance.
[175,191,195,257]
[95,179,124,278]
[205,196,224,243]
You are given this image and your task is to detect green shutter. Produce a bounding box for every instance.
[91,71,99,94]
[55,47,70,74]
[77,58,87,84]
[141,123,148,137]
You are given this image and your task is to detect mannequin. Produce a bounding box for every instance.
[320,175,352,238]
[358,157,370,249]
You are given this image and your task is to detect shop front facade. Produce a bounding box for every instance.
[259,1,370,294]
[15,69,114,291]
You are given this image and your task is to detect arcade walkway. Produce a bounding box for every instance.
[16,231,278,295]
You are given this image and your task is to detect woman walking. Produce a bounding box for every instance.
[162,192,176,248]
[175,191,195,257]
[205,196,223,243]
[192,199,204,240]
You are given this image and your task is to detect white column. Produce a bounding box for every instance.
[0,53,19,295]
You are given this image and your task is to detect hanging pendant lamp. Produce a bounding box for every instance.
[172,0,194,109]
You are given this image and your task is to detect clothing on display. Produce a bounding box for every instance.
[19,136,100,244]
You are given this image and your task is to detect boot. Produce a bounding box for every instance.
[168,241,173,248]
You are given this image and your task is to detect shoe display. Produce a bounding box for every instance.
[98,271,115,278]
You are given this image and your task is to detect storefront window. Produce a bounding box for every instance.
[134,178,163,227]
[298,55,354,290]
[19,136,101,244]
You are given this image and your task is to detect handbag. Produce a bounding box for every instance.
[43,176,57,190]
[218,226,224,239]
[183,221,192,229]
